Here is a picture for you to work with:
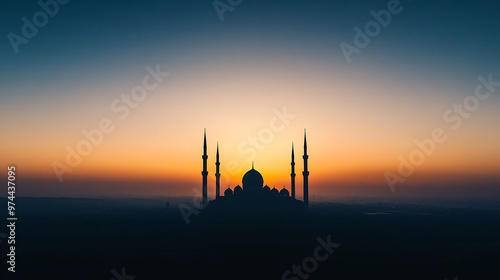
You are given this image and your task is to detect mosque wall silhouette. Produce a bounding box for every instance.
[201,129,309,209]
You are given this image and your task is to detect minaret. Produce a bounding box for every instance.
[215,142,221,199]
[291,142,296,199]
[303,129,309,208]
[202,129,208,205]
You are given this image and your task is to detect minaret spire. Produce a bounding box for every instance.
[291,142,296,199]
[215,142,221,199]
[252,161,254,169]
[202,129,208,205]
[203,129,207,154]
[304,129,307,154]
[303,129,309,209]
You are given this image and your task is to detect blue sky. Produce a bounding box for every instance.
[2,0,499,101]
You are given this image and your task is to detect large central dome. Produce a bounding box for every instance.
[242,167,264,192]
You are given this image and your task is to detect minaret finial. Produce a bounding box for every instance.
[252,161,254,169]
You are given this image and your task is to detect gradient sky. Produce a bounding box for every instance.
[1,0,499,198]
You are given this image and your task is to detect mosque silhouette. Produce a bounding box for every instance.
[199,129,309,215]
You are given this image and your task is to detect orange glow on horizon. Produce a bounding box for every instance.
[2,58,499,197]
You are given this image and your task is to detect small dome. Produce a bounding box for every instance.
[280,188,290,197]
[234,185,243,195]
[224,188,233,196]
[262,185,271,192]
[270,187,279,196]
[242,168,264,192]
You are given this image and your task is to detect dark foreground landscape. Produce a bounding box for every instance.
[1,197,499,280]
